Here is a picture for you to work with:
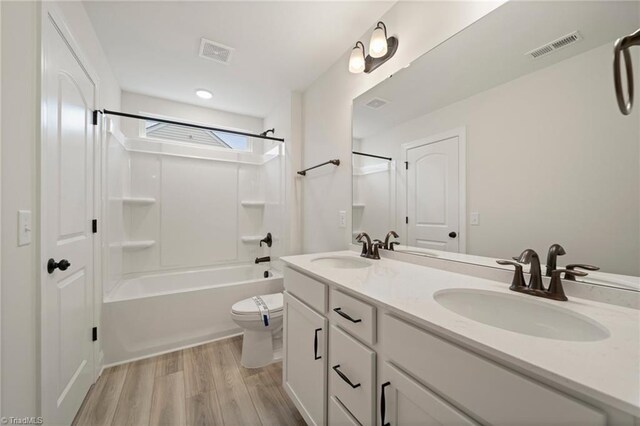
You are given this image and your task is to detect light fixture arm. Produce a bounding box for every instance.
[354,41,365,51]
[375,21,388,39]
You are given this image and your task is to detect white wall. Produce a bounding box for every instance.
[1,1,120,415]
[121,91,263,138]
[301,1,504,253]
[359,43,640,276]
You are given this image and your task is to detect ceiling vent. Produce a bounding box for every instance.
[525,31,582,59]
[365,97,389,109]
[199,38,234,65]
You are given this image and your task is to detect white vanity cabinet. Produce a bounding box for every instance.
[283,290,328,426]
[283,265,633,426]
[380,361,478,426]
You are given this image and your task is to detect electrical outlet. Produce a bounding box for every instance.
[339,210,347,228]
[470,212,480,226]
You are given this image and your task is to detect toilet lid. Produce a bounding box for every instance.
[232,293,283,316]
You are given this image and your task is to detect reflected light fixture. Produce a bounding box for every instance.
[348,21,398,74]
[195,89,213,99]
[349,41,366,74]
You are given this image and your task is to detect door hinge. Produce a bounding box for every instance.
[92,219,98,234]
[92,110,99,126]
[92,327,98,342]
[405,216,409,224]
[405,161,408,170]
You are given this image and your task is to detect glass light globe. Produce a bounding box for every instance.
[349,44,365,74]
[369,26,388,58]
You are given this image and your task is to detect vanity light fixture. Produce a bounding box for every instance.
[195,89,213,99]
[369,22,389,58]
[349,41,366,74]
[348,21,399,74]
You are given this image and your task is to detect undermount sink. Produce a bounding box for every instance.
[434,289,609,342]
[311,255,371,269]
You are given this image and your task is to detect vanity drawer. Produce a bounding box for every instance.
[381,314,606,425]
[329,396,361,426]
[329,325,375,425]
[329,289,376,345]
[284,267,327,314]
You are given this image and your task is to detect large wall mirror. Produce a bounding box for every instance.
[352,1,639,291]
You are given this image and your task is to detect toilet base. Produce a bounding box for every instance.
[240,329,280,368]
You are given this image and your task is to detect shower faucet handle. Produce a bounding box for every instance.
[260,232,273,248]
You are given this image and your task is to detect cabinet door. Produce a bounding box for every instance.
[283,292,328,426]
[380,362,478,426]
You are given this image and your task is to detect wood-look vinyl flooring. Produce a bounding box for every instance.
[73,336,305,426]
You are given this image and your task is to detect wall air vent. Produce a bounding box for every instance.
[365,97,389,109]
[199,38,235,65]
[525,31,582,59]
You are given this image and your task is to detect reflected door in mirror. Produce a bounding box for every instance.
[406,135,460,252]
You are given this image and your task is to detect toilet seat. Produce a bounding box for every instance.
[231,293,283,317]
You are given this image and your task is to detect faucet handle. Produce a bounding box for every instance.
[389,241,400,251]
[355,232,370,258]
[548,269,588,301]
[564,264,600,281]
[497,260,526,290]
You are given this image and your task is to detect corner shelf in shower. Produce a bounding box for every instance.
[123,197,156,206]
[241,201,266,208]
[121,240,156,250]
[352,203,365,209]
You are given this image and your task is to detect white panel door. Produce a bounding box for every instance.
[283,292,327,426]
[42,13,95,424]
[406,136,460,252]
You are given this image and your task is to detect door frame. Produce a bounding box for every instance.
[399,127,467,254]
[39,3,103,415]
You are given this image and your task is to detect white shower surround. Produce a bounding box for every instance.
[103,264,283,365]
[103,128,286,365]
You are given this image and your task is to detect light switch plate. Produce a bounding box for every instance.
[18,210,32,246]
[338,210,347,228]
[470,212,480,226]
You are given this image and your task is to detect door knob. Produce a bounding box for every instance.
[47,258,71,274]
[448,231,457,238]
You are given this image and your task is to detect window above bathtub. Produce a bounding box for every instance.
[144,120,250,151]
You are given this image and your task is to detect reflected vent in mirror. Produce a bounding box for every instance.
[199,38,234,64]
[526,31,582,59]
[365,97,389,109]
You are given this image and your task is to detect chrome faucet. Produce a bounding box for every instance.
[545,243,566,276]
[356,232,380,259]
[515,249,544,291]
[383,231,399,250]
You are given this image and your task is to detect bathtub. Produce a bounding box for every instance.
[102,264,283,365]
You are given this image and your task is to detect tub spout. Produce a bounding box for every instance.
[255,256,271,264]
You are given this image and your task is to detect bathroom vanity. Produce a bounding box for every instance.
[281,251,639,426]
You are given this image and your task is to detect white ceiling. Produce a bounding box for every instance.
[353,1,640,139]
[83,1,395,118]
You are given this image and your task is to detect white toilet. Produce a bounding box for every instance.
[231,293,284,368]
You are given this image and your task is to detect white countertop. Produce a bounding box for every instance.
[281,250,640,417]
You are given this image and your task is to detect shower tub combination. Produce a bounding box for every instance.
[102,263,283,365]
